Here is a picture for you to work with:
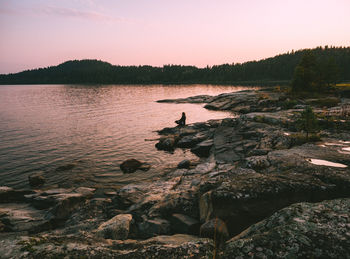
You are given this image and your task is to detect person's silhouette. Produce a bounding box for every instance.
[175,112,186,126]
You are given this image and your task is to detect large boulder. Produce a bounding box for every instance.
[223,198,350,258]
[138,218,171,238]
[48,193,90,221]
[96,214,134,240]
[147,190,200,220]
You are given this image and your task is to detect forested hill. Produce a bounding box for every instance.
[1,46,349,85]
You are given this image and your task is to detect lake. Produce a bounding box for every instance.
[0,84,255,189]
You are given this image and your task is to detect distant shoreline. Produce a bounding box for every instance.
[1,47,349,85]
[0,80,290,86]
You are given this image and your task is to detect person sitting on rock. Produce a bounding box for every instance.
[175,112,186,126]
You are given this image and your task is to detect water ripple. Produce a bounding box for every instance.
[0,84,256,189]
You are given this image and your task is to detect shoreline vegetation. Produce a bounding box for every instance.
[1,48,350,258]
[0,46,350,85]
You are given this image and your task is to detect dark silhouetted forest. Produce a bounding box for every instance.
[0,46,349,85]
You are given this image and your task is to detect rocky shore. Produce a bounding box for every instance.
[1,88,350,258]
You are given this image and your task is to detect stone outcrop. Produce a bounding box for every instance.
[157,89,284,114]
[223,198,350,258]
[2,88,350,258]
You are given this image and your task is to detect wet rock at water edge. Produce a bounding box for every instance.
[177,159,191,169]
[120,159,151,174]
[28,172,46,187]
[191,139,214,157]
[155,137,176,151]
[0,186,34,203]
[0,203,49,233]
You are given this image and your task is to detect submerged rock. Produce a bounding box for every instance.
[28,172,46,187]
[55,163,76,171]
[155,137,176,151]
[120,159,151,174]
[177,160,191,169]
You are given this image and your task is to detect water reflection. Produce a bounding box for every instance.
[0,84,258,189]
[307,158,347,168]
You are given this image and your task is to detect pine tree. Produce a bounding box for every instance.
[291,51,318,92]
[297,106,319,140]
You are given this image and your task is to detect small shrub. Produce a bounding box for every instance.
[296,106,319,140]
[282,99,298,109]
[253,115,266,123]
[306,97,340,108]
[290,133,320,146]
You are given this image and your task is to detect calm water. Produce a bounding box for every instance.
[0,84,255,189]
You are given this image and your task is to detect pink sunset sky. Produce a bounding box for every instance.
[0,0,349,74]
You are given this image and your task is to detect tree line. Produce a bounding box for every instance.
[0,46,349,85]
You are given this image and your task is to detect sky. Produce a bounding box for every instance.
[0,0,349,74]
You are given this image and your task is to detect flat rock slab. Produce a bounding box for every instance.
[157,95,214,103]
[0,203,48,232]
[2,234,213,259]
